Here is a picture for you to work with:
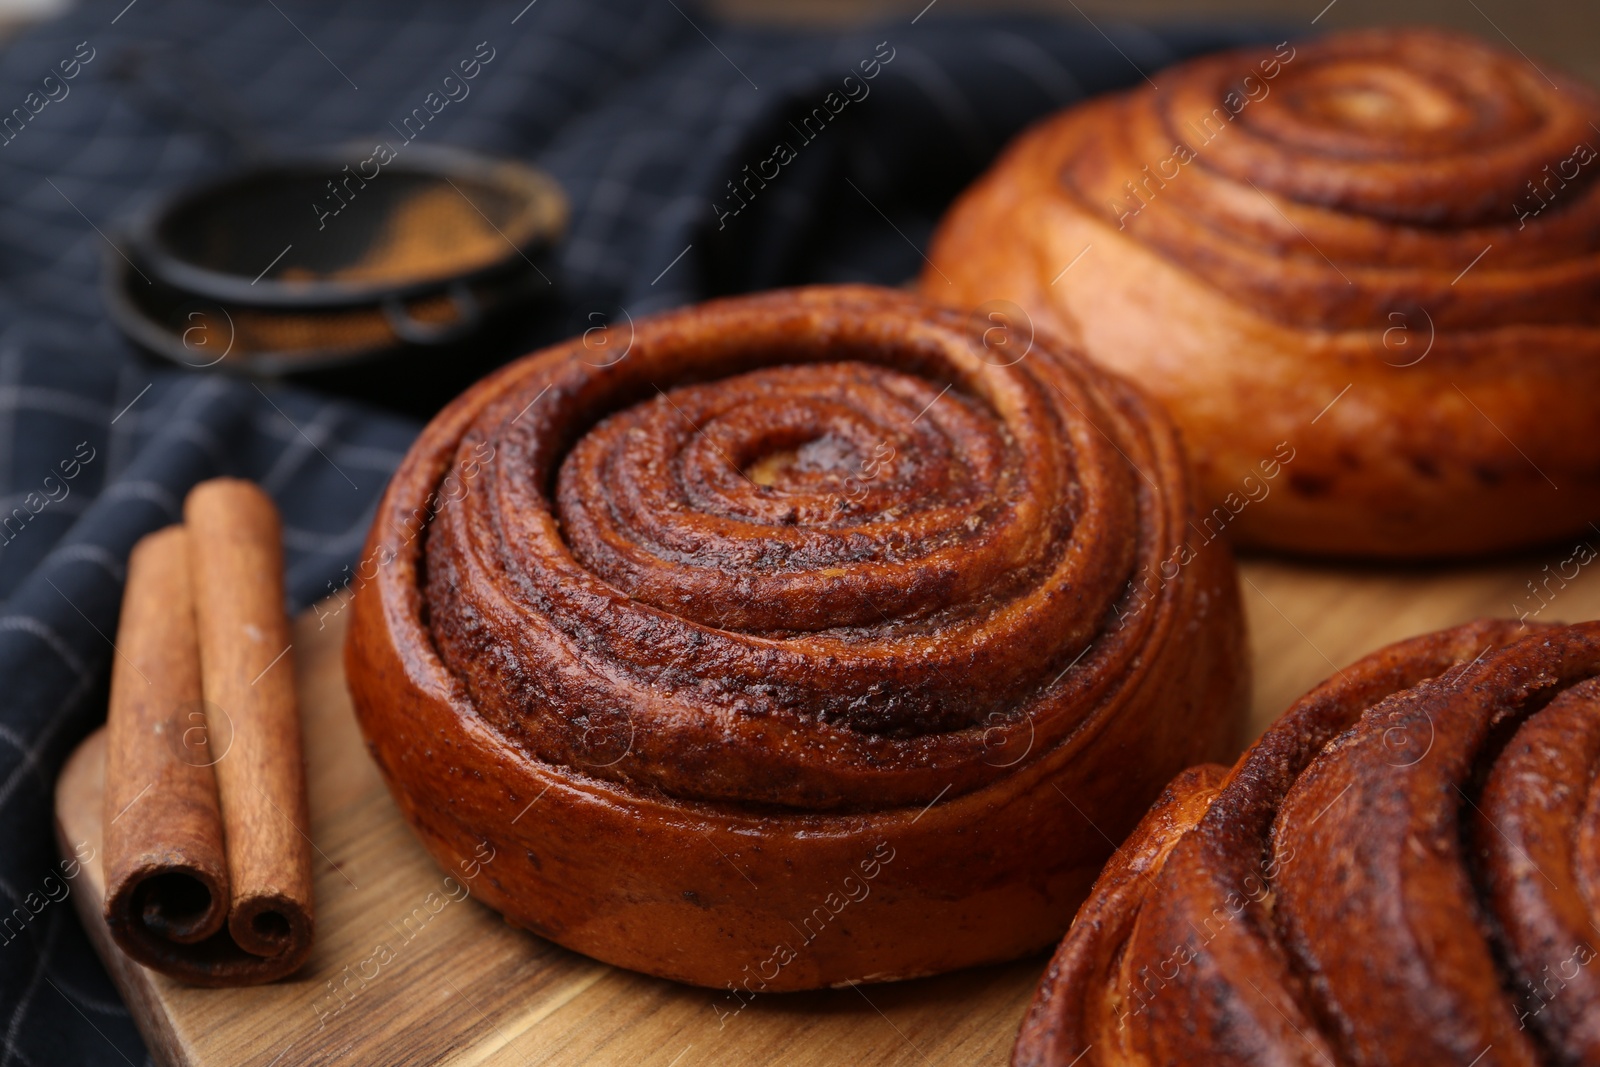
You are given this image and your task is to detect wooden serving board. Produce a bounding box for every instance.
[54,551,1600,1066]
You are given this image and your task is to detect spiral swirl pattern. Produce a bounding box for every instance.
[347,285,1246,989]
[1016,619,1600,1067]
[925,28,1600,557]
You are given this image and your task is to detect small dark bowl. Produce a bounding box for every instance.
[107,142,566,383]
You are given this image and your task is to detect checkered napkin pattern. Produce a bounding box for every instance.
[0,1,1272,1061]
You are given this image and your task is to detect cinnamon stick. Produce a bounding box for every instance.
[103,526,233,971]
[102,509,314,983]
[184,478,314,973]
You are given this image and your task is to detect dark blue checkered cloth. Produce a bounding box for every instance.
[0,2,1272,1060]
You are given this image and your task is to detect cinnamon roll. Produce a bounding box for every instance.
[924,28,1600,557]
[344,285,1246,990]
[1016,618,1600,1067]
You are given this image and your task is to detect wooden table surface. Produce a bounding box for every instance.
[55,545,1600,1066]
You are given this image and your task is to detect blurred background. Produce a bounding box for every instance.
[0,0,1592,83]
[710,0,1594,81]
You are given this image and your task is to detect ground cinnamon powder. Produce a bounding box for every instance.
[189,184,513,357]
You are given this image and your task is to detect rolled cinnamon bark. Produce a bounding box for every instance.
[184,478,314,979]
[102,526,233,970]
[101,509,314,984]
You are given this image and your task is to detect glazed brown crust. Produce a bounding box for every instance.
[346,285,1247,989]
[1016,618,1600,1067]
[924,27,1600,557]
[1479,677,1600,1061]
